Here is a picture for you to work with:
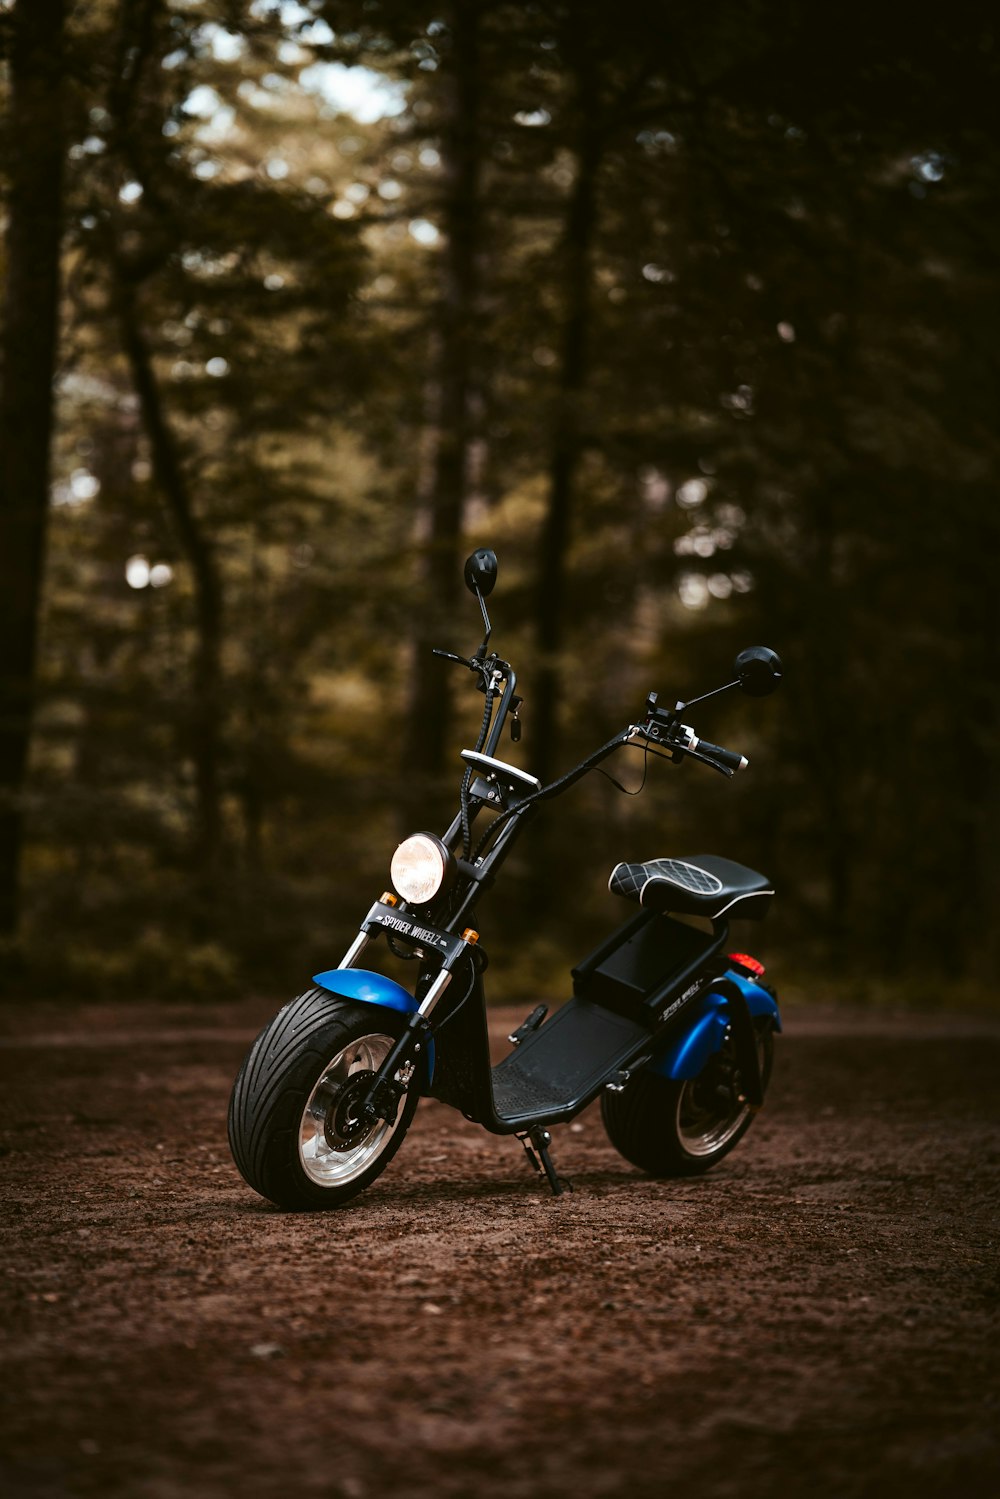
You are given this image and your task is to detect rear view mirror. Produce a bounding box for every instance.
[735,646,783,697]
[464,548,498,598]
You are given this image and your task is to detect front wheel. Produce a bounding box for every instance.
[601,1020,774,1178]
[228,989,420,1210]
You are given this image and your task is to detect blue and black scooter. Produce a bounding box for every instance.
[229,549,783,1208]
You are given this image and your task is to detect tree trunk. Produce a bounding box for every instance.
[115,276,225,890]
[532,66,602,788]
[401,0,482,824]
[0,0,67,939]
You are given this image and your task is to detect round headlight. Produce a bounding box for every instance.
[390,832,453,906]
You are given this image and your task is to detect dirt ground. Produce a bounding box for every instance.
[1,995,998,1499]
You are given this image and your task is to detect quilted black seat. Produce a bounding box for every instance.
[608,854,773,921]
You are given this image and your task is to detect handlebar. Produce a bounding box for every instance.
[433,644,520,763]
[434,641,749,792]
[634,715,748,778]
[686,735,748,776]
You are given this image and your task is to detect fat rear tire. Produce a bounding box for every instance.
[601,1022,774,1178]
[228,988,420,1210]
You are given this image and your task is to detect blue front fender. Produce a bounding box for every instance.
[312,967,435,1081]
[648,970,781,1081]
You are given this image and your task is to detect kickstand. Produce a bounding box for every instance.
[516,1127,572,1197]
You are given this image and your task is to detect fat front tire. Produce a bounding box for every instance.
[601,1022,774,1178]
[228,988,420,1210]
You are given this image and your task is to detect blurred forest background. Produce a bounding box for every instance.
[0,0,997,1006]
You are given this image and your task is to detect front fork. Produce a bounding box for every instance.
[359,962,462,1126]
[322,904,482,1127]
[361,1013,437,1125]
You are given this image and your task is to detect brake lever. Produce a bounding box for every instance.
[633,720,734,776]
[674,742,735,776]
[431,648,474,667]
[662,727,737,776]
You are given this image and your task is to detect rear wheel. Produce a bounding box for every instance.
[228,989,420,1210]
[601,1021,774,1177]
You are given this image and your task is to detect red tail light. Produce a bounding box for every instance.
[728,952,765,977]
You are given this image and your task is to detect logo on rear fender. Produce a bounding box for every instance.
[658,980,703,1025]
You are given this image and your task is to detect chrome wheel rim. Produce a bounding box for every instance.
[299,1033,400,1186]
[675,1083,750,1157]
[675,1033,766,1158]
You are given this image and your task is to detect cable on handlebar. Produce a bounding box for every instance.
[461,678,496,859]
[594,739,653,796]
[469,729,634,863]
[426,953,478,1035]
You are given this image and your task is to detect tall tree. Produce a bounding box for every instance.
[0,0,68,939]
[102,0,227,887]
[27,0,370,974]
[401,0,484,814]
[530,19,603,787]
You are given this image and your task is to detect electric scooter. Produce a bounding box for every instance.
[228,549,783,1208]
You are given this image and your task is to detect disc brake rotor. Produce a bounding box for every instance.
[323,1069,376,1152]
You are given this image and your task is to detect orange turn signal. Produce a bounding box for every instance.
[381,891,399,906]
[461,928,479,944]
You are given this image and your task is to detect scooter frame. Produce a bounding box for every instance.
[303,575,781,1194]
[312,889,779,1193]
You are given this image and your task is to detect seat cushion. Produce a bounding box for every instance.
[609,854,773,921]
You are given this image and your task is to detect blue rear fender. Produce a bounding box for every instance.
[311,967,435,1081]
[648,970,781,1082]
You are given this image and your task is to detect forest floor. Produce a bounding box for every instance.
[1,996,998,1499]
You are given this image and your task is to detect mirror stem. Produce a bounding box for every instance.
[474,589,492,656]
[676,679,739,712]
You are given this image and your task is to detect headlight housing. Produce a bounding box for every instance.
[390,832,454,907]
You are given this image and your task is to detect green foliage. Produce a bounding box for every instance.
[28,929,240,1002]
[3,0,998,1002]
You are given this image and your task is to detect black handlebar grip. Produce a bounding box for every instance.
[694,738,748,773]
